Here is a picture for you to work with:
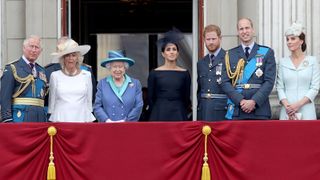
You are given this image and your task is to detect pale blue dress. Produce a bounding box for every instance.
[276,56,320,120]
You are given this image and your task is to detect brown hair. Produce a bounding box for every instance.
[203,24,221,38]
[299,32,307,52]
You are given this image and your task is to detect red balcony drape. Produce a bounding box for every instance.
[0,121,320,180]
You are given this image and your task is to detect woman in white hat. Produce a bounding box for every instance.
[276,22,320,120]
[48,39,96,122]
[93,50,143,122]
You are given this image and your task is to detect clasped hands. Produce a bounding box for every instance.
[285,103,301,120]
[240,99,256,113]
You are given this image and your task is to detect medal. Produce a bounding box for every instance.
[215,64,222,75]
[17,111,22,118]
[39,72,47,83]
[216,77,222,84]
[255,68,263,77]
[256,55,263,67]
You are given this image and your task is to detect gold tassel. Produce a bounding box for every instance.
[47,126,57,180]
[201,125,212,180]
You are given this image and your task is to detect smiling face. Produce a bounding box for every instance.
[237,18,255,46]
[110,61,126,80]
[161,43,179,62]
[286,35,303,52]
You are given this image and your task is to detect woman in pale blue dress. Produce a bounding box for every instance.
[276,22,320,120]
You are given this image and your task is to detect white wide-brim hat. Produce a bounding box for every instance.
[51,39,91,62]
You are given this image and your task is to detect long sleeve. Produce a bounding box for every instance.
[276,59,287,101]
[127,79,143,121]
[147,70,156,110]
[86,73,93,112]
[93,80,109,122]
[0,65,15,121]
[305,56,320,102]
[251,48,276,107]
[48,72,57,114]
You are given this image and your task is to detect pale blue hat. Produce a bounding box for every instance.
[100,50,135,67]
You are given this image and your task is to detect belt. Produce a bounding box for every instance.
[13,98,44,107]
[235,84,261,89]
[201,93,227,99]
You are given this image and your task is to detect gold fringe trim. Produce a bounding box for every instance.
[201,125,212,180]
[225,51,245,86]
[47,126,57,180]
[10,64,35,98]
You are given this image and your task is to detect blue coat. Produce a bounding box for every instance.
[93,75,143,122]
[197,49,227,121]
[0,58,48,122]
[221,43,276,119]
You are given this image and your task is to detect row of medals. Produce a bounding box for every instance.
[209,56,264,85]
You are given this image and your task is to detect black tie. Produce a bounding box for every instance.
[245,47,250,58]
[29,63,34,70]
[210,54,215,64]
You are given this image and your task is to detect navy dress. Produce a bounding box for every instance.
[147,70,191,121]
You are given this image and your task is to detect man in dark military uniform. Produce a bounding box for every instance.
[197,24,227,121]
[221,18,276,120]
[44,37,97,111]
[0,35,48,122]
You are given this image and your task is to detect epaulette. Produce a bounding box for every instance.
[82,63,92,68]
[5,60,19,65]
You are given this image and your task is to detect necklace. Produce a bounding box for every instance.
[62,68,80,76]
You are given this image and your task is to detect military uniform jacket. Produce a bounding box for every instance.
[197,49,227,121]
[0,58,48,122]
[221,43,276,119]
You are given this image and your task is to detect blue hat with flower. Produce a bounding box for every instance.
[100,50,135,68]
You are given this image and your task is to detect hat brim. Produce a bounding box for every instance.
[51,45,91,62]
[101,57,135,68]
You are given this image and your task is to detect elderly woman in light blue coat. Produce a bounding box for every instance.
[94,50,143,122]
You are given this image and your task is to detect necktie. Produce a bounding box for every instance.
[245,47,250,58]
[29,63,34,70]
[209,54,215,67]
[210,54,215,63]
[29,63,36,77]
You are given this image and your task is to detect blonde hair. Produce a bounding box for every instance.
[59,52,83,70]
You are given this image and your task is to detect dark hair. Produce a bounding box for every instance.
[161,42,179,52]
[299,32,307,52]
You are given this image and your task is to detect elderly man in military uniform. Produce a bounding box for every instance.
[0,35,48,122]
[221,18,276,120]
[197,24,227,121]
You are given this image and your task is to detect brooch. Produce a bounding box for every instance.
[255,68,263,78]
[303,61,309,67]
[129,83,134,87]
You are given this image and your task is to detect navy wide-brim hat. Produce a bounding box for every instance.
[100,50,135,68]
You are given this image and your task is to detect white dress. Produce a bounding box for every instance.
[48,70,96,122]
[276,56,320,120]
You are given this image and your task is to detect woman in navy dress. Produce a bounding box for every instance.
[148,29,191,121]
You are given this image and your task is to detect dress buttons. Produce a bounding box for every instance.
[207,89,210,92]
[208,79,211,82]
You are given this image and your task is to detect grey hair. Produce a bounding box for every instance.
[23,35,41,47]
[59,52,83,70]
[105,61,129,70]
